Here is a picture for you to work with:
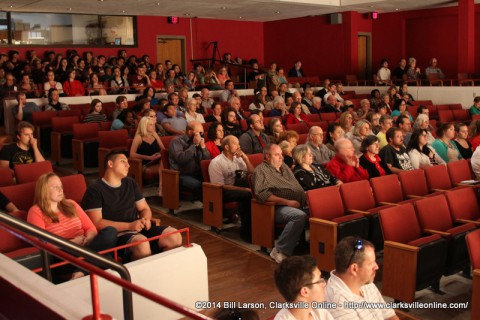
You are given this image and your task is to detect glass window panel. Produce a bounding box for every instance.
[101,16,135,46]
[0,12,7,44]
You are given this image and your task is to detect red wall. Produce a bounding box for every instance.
[372,6,460,79]
[263,12,372,80]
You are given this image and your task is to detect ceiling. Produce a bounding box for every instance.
[0,0,475,22]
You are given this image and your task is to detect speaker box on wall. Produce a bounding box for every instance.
[330,13,342,24]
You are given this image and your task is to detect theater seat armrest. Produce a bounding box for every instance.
[203,182,222,190]
[378,202,400,206]
[424,229,450,237]
[384,240,419,252]
[406,195,426,199]
[223,184,251,193]
[309,218,338,227]
[456,218,480,226]
[346,209,371,216]
[432,188,448,192]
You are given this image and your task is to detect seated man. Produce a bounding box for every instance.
[306,126,334,165]
[12,91,40,124]
[0,191,19,212]
[326,138,369,183]
[209,135,254,241]
[169,121,211,200]
[0,121,45,169]
[379,127,414,173]
[239,114,269,154]
[325,236,399,320]
[252,144,308,263]
[82,150,182,261]
[219,80,238,102]
[274,255,333,320]
[161,103,187,135]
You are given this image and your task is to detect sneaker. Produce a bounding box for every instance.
[270,247,288,263]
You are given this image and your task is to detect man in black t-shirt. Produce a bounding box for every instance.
[379,127,414,174]
[81,150,182,261]
[0,121,45,169]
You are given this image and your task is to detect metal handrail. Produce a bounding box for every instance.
[0,212,211,320]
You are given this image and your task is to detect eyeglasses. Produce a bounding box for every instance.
[347,238,364,267]
[304,278,326,287]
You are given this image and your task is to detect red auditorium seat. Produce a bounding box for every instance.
[445,187,480,226]
[13,161,53,184]
[466,230,480,320]
[447,159,475,185]
[285,123,309,134]
[71,123,100,173]
[0,167,14,187]
[50,116,80,164]
[423,164,465,192]
[97,129,129,177]
[369,174,417,206]
[379,203,447,303]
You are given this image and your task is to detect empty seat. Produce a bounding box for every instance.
[379,203,447,303]
[398,169,437,198]
[61,174,87,204]
[415,195,475,275]
[307,186,369,272]
[445,187,480,226]
[447,159,474,185]
[72,123,100,173]
[466,230,480,320]
[424,164,464,192]
[453,109,470,122]
[13,161,53,184]
[370,174,416,205]
[438,110,454,123]
[50,116,80,164]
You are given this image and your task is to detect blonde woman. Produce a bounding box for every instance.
[130,116,165,195]
[27,173,116,280]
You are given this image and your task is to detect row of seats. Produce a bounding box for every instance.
[0,161,53,187]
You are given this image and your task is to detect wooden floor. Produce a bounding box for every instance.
[153,208,283,319]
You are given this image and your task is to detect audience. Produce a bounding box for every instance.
[431,122,462,163]
[359,135,391,178]
[325,123,344,152]
[326,138,369,183]
[306,126,334,165]
[379,127,414,173]
[28,172,117,280]
[406,129,445,169]
[293,144,341,190]
[161,103,187,135]
[412,114,435,145]
[12,91,40,123]
[204,122,224,159]
[252,144,308,263]
[0,121,45,169]
[208,135,254,241]
[325,236,399,320]
[453,122,472,159]
[111,109,135,132]
[274,255,334,320]
[45,88,70,111]
[184,98,205,123]
[239,114,269,154]
[82,150,181,261]
[469,120,480,151]
[396,114,413,146]
[83,99,107,124]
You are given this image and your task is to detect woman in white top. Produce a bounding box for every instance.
[407,129,445,169]
[248,92,265,111]
[184,97,205,123]
[43,70,63,96]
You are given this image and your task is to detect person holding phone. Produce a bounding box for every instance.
[169,121,211,200]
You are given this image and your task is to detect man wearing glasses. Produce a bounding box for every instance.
[274,255,334,320]
[325,237,399,320]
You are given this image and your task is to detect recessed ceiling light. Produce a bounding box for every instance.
[98,0,104,2]
[369,5,374,8]
[68,7,72,11]
[185,13,191,16]
[9,5,13,8]
[275,11,280,14]
[221,6,226,10]
[156,2,160,5]
[395,8,399,11]
[122,10,126,13]
[239,16,243,19]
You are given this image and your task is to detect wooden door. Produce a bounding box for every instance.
[358,35,367,80]
[156,37,185,71]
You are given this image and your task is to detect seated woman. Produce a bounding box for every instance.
[248,92,266,111]
[431,122,462,163]
[407,129,445,169]
[399,83,415,102]
[87,73,107,96]
[63,69,85,97]
[183,71,197,91]
[267,117,284,143]
[285,102,311,126]
[110,66,130,94]
[205,102,223,123]
[222,108,243,138]
[469,96,480,116]
[453,122,473,159]
[185,98,205,123]
[205,122,225,159]
[406,57,422,82]
[413,114,435,145]
[278,140,295,169]
[347,119,372,157]
[339,111,353,135]
[366,112,380,134]
[111,109,136,132]
[359,135,391,178]
[18,74,41,98]
[369,89,382,109]
[216,66,231,86]
[83,99,108,124]
[325,123,345,152]
[293,144,341,190]
[391,99,413,122]
[27,173,116,280]
[277,130,299,149]
[44,70,64,97]
[148,69,165,92]
[0,191,19,212]
[161,104,187,135]
[130,116,165,190]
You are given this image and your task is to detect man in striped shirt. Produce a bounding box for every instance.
[325,237,399,320]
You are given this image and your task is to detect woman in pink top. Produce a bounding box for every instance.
[27,172,116,280]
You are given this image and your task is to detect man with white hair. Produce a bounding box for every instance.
[309,97,322,114]
[326,138,369,183]
[306,126,334,165]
